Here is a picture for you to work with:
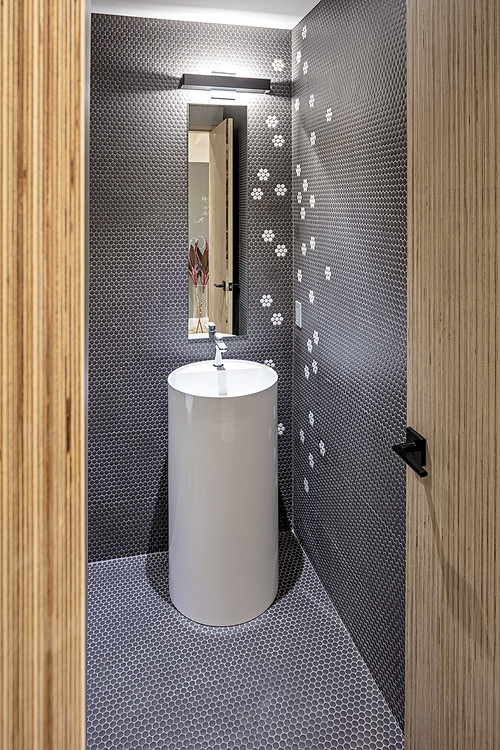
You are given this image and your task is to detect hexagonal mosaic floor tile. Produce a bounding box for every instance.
[87,533,404,749]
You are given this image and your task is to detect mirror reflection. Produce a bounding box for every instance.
[188,103,248,339]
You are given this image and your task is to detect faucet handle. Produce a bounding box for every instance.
[204,321,216,339]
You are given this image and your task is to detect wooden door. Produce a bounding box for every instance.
[0,1,86,748]
[209,118,233,334]
[406,1,499,747]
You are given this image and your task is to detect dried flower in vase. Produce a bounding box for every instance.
[188,237,209,332]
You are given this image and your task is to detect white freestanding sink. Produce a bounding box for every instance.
[168,359,279,626]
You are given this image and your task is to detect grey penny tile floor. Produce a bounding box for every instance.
[87,532,404,749]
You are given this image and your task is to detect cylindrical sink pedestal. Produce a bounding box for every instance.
[168,360,279,626]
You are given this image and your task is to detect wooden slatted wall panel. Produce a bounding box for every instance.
[0,1,86,748]
[406,0,499,747]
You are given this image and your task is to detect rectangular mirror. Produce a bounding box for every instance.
[188,103,248,338]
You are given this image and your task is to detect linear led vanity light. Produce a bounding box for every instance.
[180,73,271,95]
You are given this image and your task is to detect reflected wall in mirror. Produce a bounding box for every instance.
[188,103,248,339]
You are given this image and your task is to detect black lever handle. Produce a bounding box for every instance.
[214,281,226,290]
[392,427,428,477]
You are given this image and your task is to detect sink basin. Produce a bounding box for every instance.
[168,359,279,626]
[168,358,277,398]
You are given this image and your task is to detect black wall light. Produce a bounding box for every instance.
[180,73,271,95]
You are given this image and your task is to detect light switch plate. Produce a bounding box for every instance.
[295,301,302,328]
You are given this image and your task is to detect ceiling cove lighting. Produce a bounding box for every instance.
[180,73,271,95]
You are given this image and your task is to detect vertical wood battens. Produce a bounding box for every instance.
[407,0,499,748]
[1,2,86,749]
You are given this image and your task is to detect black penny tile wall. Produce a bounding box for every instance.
[291,0,407,727]
[89,14,293,562]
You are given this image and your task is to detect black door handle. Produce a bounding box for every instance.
[214,281,226,290]
[392,427,428,477]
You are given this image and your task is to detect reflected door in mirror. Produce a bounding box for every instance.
[209,118,233,334]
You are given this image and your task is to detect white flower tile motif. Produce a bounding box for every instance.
[310,236,316,250]
[272,134,285,148]
[275,244,288,258]
[271,312,283,326]
[296,164,302,177]
[300,207,306,220]
[275,183,287,196]
[302,179,309,192]
[309,289,315,304]
[300,428,305,444]
[283,0,406,720]
[303,61,309,75]
[257,168,270,182]
[297,269,302,282]
[272,57,285,72]
[262,229,275,243]
[309,411,315,427]
[304,365,310,380]
[301,242,307,256]
[266,115,278,129]
[251,187,264,200]
[297,191,303,204]
[296,50,302,64]
[260,294,273,307]
[307,338,313,354]
[277,422,285,436]
[264,358,275,369]
[304,477,309,493]
[295,98,300,112]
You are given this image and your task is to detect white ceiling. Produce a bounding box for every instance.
[91,0,319,29]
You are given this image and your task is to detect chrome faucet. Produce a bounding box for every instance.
[205,322,227,369]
